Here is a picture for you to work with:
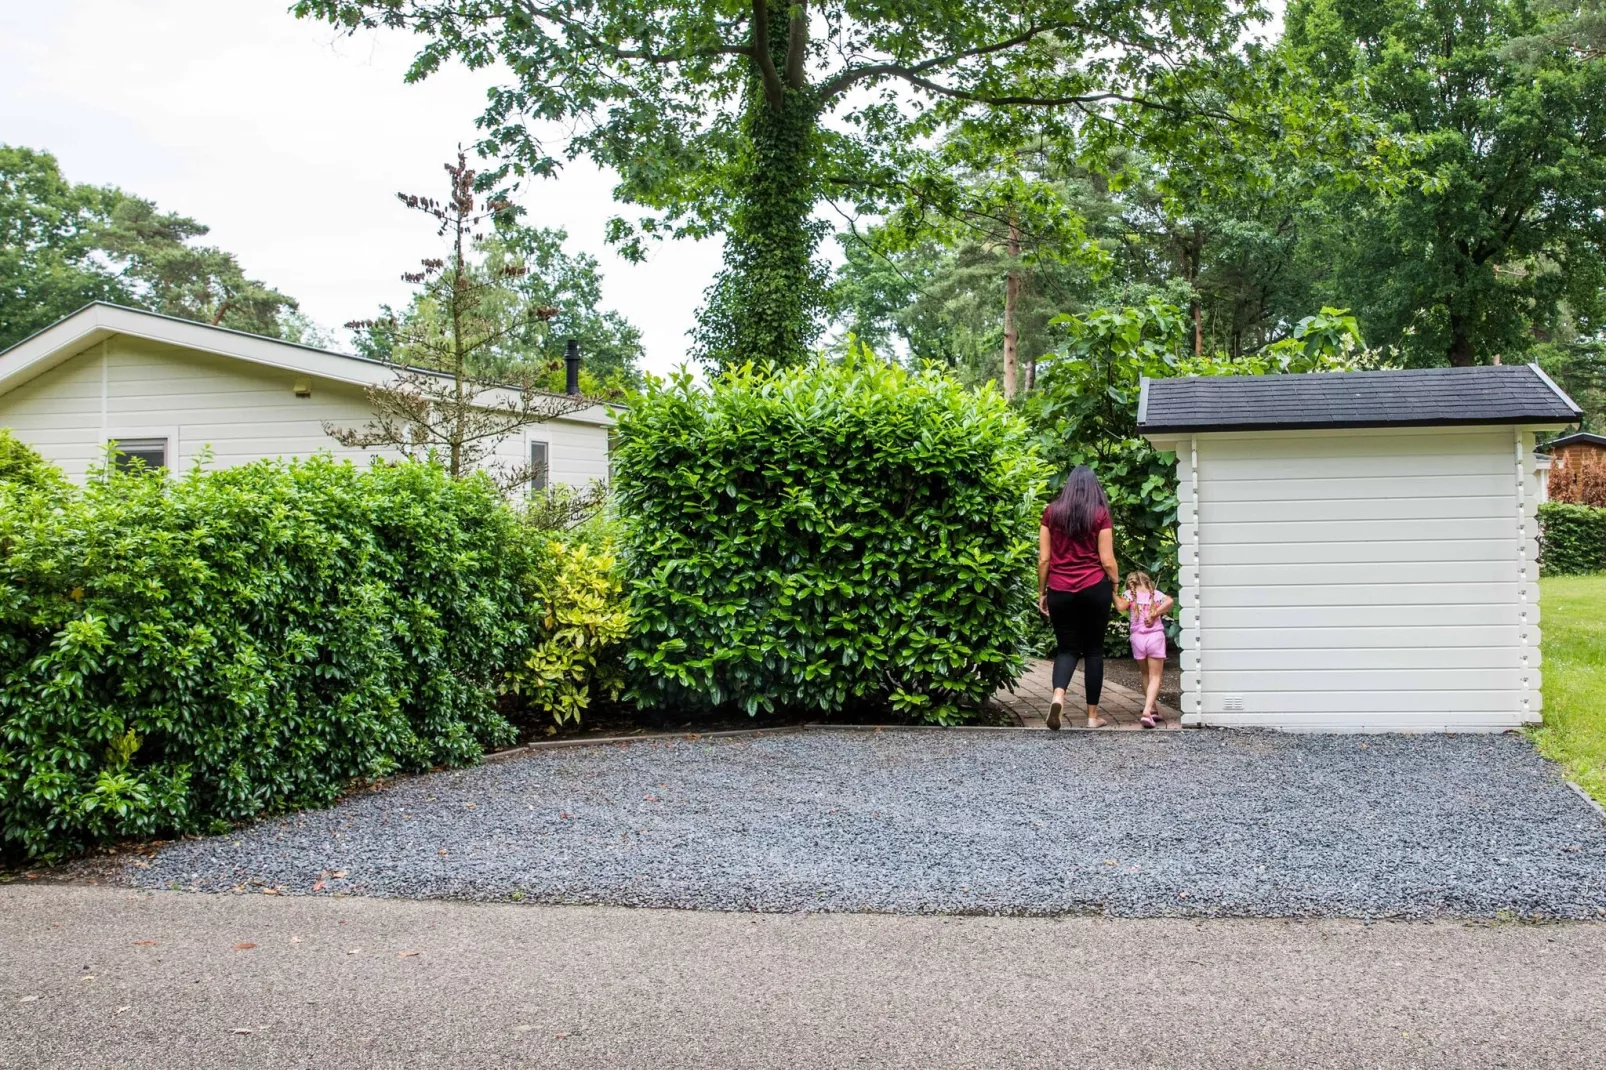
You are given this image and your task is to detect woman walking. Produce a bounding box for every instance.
[1038,466,1119,730]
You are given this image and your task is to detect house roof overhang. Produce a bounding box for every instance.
[0,303,618,426]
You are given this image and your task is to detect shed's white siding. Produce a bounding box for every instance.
[0,335,612,487]
[1175,426,1543,732]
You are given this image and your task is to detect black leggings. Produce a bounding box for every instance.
[1045,578,1113,705]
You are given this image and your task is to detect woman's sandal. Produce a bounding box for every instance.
[1086,716,1109,729]
[1047,698,1063,731]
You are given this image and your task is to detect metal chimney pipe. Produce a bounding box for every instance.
[564,338,581,396]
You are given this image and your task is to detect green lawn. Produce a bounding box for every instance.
[1531,574,1606,805]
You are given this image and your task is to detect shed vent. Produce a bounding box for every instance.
[1222,694,1245,712]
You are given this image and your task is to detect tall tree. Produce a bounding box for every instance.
[352,222,644,393]
[0,145,299,349]
[327,153,591,482]
[295,0,1256,371]
[833,160,1107,389]
[0,146,127,347]
[1285,0,1606,366]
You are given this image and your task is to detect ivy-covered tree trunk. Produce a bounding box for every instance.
[694,5,829,372]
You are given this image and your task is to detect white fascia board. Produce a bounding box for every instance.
[0,311,119,397]
[1148,423,1572,450]
[0,303,619,426]
[0,303,393,396]
[1142,432,1187,452]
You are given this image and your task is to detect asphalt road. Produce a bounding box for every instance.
[3,886,1603,1069]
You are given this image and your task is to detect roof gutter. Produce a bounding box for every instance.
[1137,414,1581,435]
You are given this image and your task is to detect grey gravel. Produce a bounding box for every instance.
[127,730,1606,919]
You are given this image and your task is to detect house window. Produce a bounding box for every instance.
[111,437,167,473]
[529,440,549,493]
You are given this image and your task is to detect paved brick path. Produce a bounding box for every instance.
[992,658,1181,730]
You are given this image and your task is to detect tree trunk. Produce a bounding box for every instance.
[1187,228,1204,357]
[1002,215,1021,400]
[1447,312,1475,367]
[450,205,467,477]
[695,7,824,371]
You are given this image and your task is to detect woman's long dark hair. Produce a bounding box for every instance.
[1046,465,1109,539]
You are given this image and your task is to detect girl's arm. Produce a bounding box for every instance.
[1153,592,1175,620]
[1097,527,1119,586]
[1037,524,1051,615]
[1113,589,1131,613]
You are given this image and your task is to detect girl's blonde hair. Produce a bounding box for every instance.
[1124,570,1156,594]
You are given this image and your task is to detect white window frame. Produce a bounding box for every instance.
[106,426,180,475]
[528,437,550,495]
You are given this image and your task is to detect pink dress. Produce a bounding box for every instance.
[1126,589,1168,660]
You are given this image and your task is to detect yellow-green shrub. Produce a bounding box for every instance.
[509,534,630,723]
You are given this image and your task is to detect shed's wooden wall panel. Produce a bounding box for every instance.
[1187,427,1540,731]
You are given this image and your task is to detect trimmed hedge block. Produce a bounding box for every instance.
[1539,502,1606,576]
[613,360,1049,724]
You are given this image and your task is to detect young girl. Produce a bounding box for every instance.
[1115,572,1173,729]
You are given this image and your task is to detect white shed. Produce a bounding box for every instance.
[1138,365,1582,733]
[0,303,615,487]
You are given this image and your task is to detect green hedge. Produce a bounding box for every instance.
[0,429,68,493]
[1539,501,1606,576]
[613,360,1049,724]
[0,456,538,862]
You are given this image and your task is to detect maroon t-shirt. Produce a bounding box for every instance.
[1042,506,1112,593]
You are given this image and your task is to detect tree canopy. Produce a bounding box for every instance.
[1284,0,1606,366]
[295,0,1260,369]
[0,145,299,349]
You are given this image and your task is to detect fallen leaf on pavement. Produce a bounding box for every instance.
[116,1006,130,1014]
[311,881,325,892]
[347,948,362,955]
[19,996,38,1003]
[233,943,257,951]
[261,888,280,895]
[133,941,158,947]
[396,951,420,958]
[232,1028,253,1035]
[331,871,347,879]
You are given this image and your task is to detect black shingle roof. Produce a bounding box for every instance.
[1538,430,1606,452]
[1137,365,1581,434]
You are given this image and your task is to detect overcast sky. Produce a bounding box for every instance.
[0,0,725,375]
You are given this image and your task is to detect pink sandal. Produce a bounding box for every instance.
[1140,711,1158,729]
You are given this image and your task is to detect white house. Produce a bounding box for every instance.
[1138,365,1582,733]
[0,303,615,486]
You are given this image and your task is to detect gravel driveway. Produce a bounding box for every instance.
[128,730,1606,920]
